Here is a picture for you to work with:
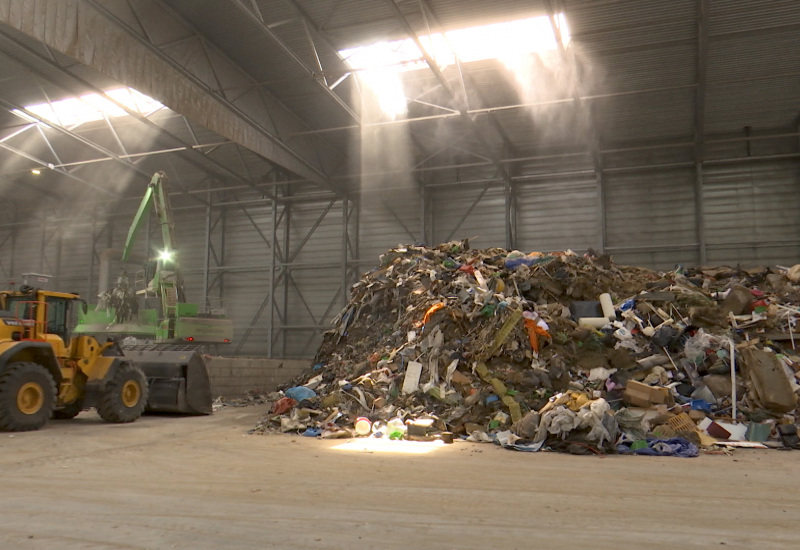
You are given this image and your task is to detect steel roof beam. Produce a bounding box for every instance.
[230,0,360,124]
[0,25,277,201]
[0,0,338,192]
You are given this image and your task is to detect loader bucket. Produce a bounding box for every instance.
[120,345,212,414]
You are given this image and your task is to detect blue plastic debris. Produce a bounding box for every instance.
[617,437,698,457]
[691,399,713,413]
[285,386,317,402]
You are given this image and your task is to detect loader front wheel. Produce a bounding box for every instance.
[97,363,148,424]
[0,362,56,432]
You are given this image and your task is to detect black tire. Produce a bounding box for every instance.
[0,362,57,432]
[53,399,84,420]
[97,363,149,424]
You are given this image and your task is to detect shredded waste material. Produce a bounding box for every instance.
[251,241,800,455]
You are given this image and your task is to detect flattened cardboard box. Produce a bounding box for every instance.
[624,380,673,407]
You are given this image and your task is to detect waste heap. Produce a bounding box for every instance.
[253,241,800,455]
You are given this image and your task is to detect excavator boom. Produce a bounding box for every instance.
[74,171,233,415]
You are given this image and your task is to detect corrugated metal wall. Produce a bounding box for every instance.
[704,159,800,265]
[198,203,271,357]
[429,184,506,248]
[605,166,700,270]
[0,226,14,281]
[358,189,423,263]
[5,221,51,282]
[280,199,347,357]
[516,174,601,254]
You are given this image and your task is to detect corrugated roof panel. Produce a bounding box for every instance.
[165,0,357,127]
[565,0,696,52]
[709,0,800,36]
[424,0,549,31]
[587,41,696,95]
[707,29,800,84]
[294,0,404,48]
[298,0,551,50]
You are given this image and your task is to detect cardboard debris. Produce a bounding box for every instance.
[250,242,800,454]
[624,380,673,408]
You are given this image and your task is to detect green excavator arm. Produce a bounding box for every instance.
[121,171,186,308]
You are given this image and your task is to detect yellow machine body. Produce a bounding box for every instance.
[0,286,148,431]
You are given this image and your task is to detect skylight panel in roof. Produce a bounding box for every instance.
[12,87,164,127]
[340,14,570,118]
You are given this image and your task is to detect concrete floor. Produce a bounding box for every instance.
[0,404,797,550]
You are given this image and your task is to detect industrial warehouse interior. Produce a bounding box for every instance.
[0,1,799,548]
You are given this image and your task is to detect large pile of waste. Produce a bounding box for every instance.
[253,241,800,455]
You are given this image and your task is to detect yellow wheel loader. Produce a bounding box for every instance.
[0,286,149,431]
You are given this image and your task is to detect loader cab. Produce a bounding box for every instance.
[44,295,70,341]
[1,290,83,342]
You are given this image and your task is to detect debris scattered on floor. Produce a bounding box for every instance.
[251,241,800,455]
[213,391,272,411]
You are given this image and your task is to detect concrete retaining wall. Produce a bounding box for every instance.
[206,357,310,397]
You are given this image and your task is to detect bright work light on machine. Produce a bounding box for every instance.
[158,249,173,262]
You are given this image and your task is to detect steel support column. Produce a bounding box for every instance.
[203,193,212,308]
[597,169,608,253]
[695,0,709,264]
[268,198,278,358]
[341,196,348,309]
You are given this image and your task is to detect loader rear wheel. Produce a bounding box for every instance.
[0,362,56,432]
[97,363,148,424]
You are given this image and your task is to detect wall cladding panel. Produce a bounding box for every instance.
[0,227,15,281]
[218,204,273,269]
[51,218,96,296]
[605,166,699,270]
[223,272,271,357]
[358,188,423,264]
[281,200,345,357]
[704,160,800,266]
[515,175,601,254]
[429,185,506,249]
[7,223,46,277]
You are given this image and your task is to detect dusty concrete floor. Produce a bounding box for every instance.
[0,404,797,550]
